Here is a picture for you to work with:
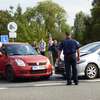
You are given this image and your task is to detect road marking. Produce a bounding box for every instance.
[0,87,8,90]
[34,82,65,87]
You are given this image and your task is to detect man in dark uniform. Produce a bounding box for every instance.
[57,32,80,85]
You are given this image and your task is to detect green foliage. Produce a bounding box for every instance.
[84,16,92,43]
[91,2,100,41]
[24,0,70,41]
[0,1,70,43]
[73,11,86,44]
[0,10,12,34]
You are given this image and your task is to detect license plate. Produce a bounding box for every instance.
[32,66,45,70]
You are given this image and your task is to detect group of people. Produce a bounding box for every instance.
[31,37,59,65]
[31,32,80,85]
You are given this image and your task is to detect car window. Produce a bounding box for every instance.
[80,43,100,53]
[89,45,100,52]
[5,44,38,56]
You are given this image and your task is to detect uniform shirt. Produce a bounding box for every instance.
[59,39,80,57]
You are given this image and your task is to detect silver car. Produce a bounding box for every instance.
[55,41,100,79]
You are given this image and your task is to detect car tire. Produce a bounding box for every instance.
[5,66,15,82]
[85,63,99,79]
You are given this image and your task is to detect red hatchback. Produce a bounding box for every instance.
[0,42,52,82]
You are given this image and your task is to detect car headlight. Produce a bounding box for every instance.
[15,59,26,67]
[47,59,50,65]
[78,59,86,64]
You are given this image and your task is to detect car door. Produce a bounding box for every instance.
[0,47,8,74]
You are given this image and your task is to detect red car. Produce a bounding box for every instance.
[0,42,52,82]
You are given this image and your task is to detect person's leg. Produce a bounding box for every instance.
[71,58,78,85]
[41,51,45,56]
[42,52,45,56]
[64,61,72,85]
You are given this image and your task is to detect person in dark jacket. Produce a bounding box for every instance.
[57,32,80,85]
[50,39,59,65]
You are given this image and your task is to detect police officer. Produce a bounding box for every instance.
[57,32,80,85]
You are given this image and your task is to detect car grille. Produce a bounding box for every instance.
[28,62,47,66]
[30,69,47,74]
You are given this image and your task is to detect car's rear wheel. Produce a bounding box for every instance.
[5,66,15,82]
[85,63,98,79]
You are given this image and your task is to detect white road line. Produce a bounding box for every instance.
[34,82,65,87]
[0,87,8,90]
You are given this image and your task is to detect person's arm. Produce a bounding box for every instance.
[56,41,63,62]
[57,50,61,60]
[76,48,80,62]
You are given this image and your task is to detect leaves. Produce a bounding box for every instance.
[0,1,70,43]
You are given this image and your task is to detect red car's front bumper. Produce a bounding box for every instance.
[13,64,52,78]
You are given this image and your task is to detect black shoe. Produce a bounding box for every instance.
[66,82,72,85]
[74,82,78,85]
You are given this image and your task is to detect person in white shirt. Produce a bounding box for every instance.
[39,39,46,56]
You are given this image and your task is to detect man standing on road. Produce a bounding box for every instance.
[57,32,80,85]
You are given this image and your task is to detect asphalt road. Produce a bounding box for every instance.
[0,74,100,100]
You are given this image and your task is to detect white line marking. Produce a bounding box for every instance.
[0,87,8,90]
[34,82,65,87]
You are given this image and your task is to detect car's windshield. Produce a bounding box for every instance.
[80,42,100,53]
[5,44,38,56]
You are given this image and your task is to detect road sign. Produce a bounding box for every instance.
[7,22,17,32]
[0,35,9,43]
[9,32,17,38]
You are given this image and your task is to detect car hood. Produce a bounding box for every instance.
[80,51,91,57]
[10,55,48,63]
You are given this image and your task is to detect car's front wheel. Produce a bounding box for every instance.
[85,63,99,79]
[5,66,15,82]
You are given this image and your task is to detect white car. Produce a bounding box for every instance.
[55,41,100,79]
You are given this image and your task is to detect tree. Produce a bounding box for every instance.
[91,1,100,41]
[24,1,70,41]
[0,10,12,34]
[84,16,92,43]
[92,0,100,5]
[73,11,86,44]
[0,1,70,43]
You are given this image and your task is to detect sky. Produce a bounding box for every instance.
[0,0,93,26]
